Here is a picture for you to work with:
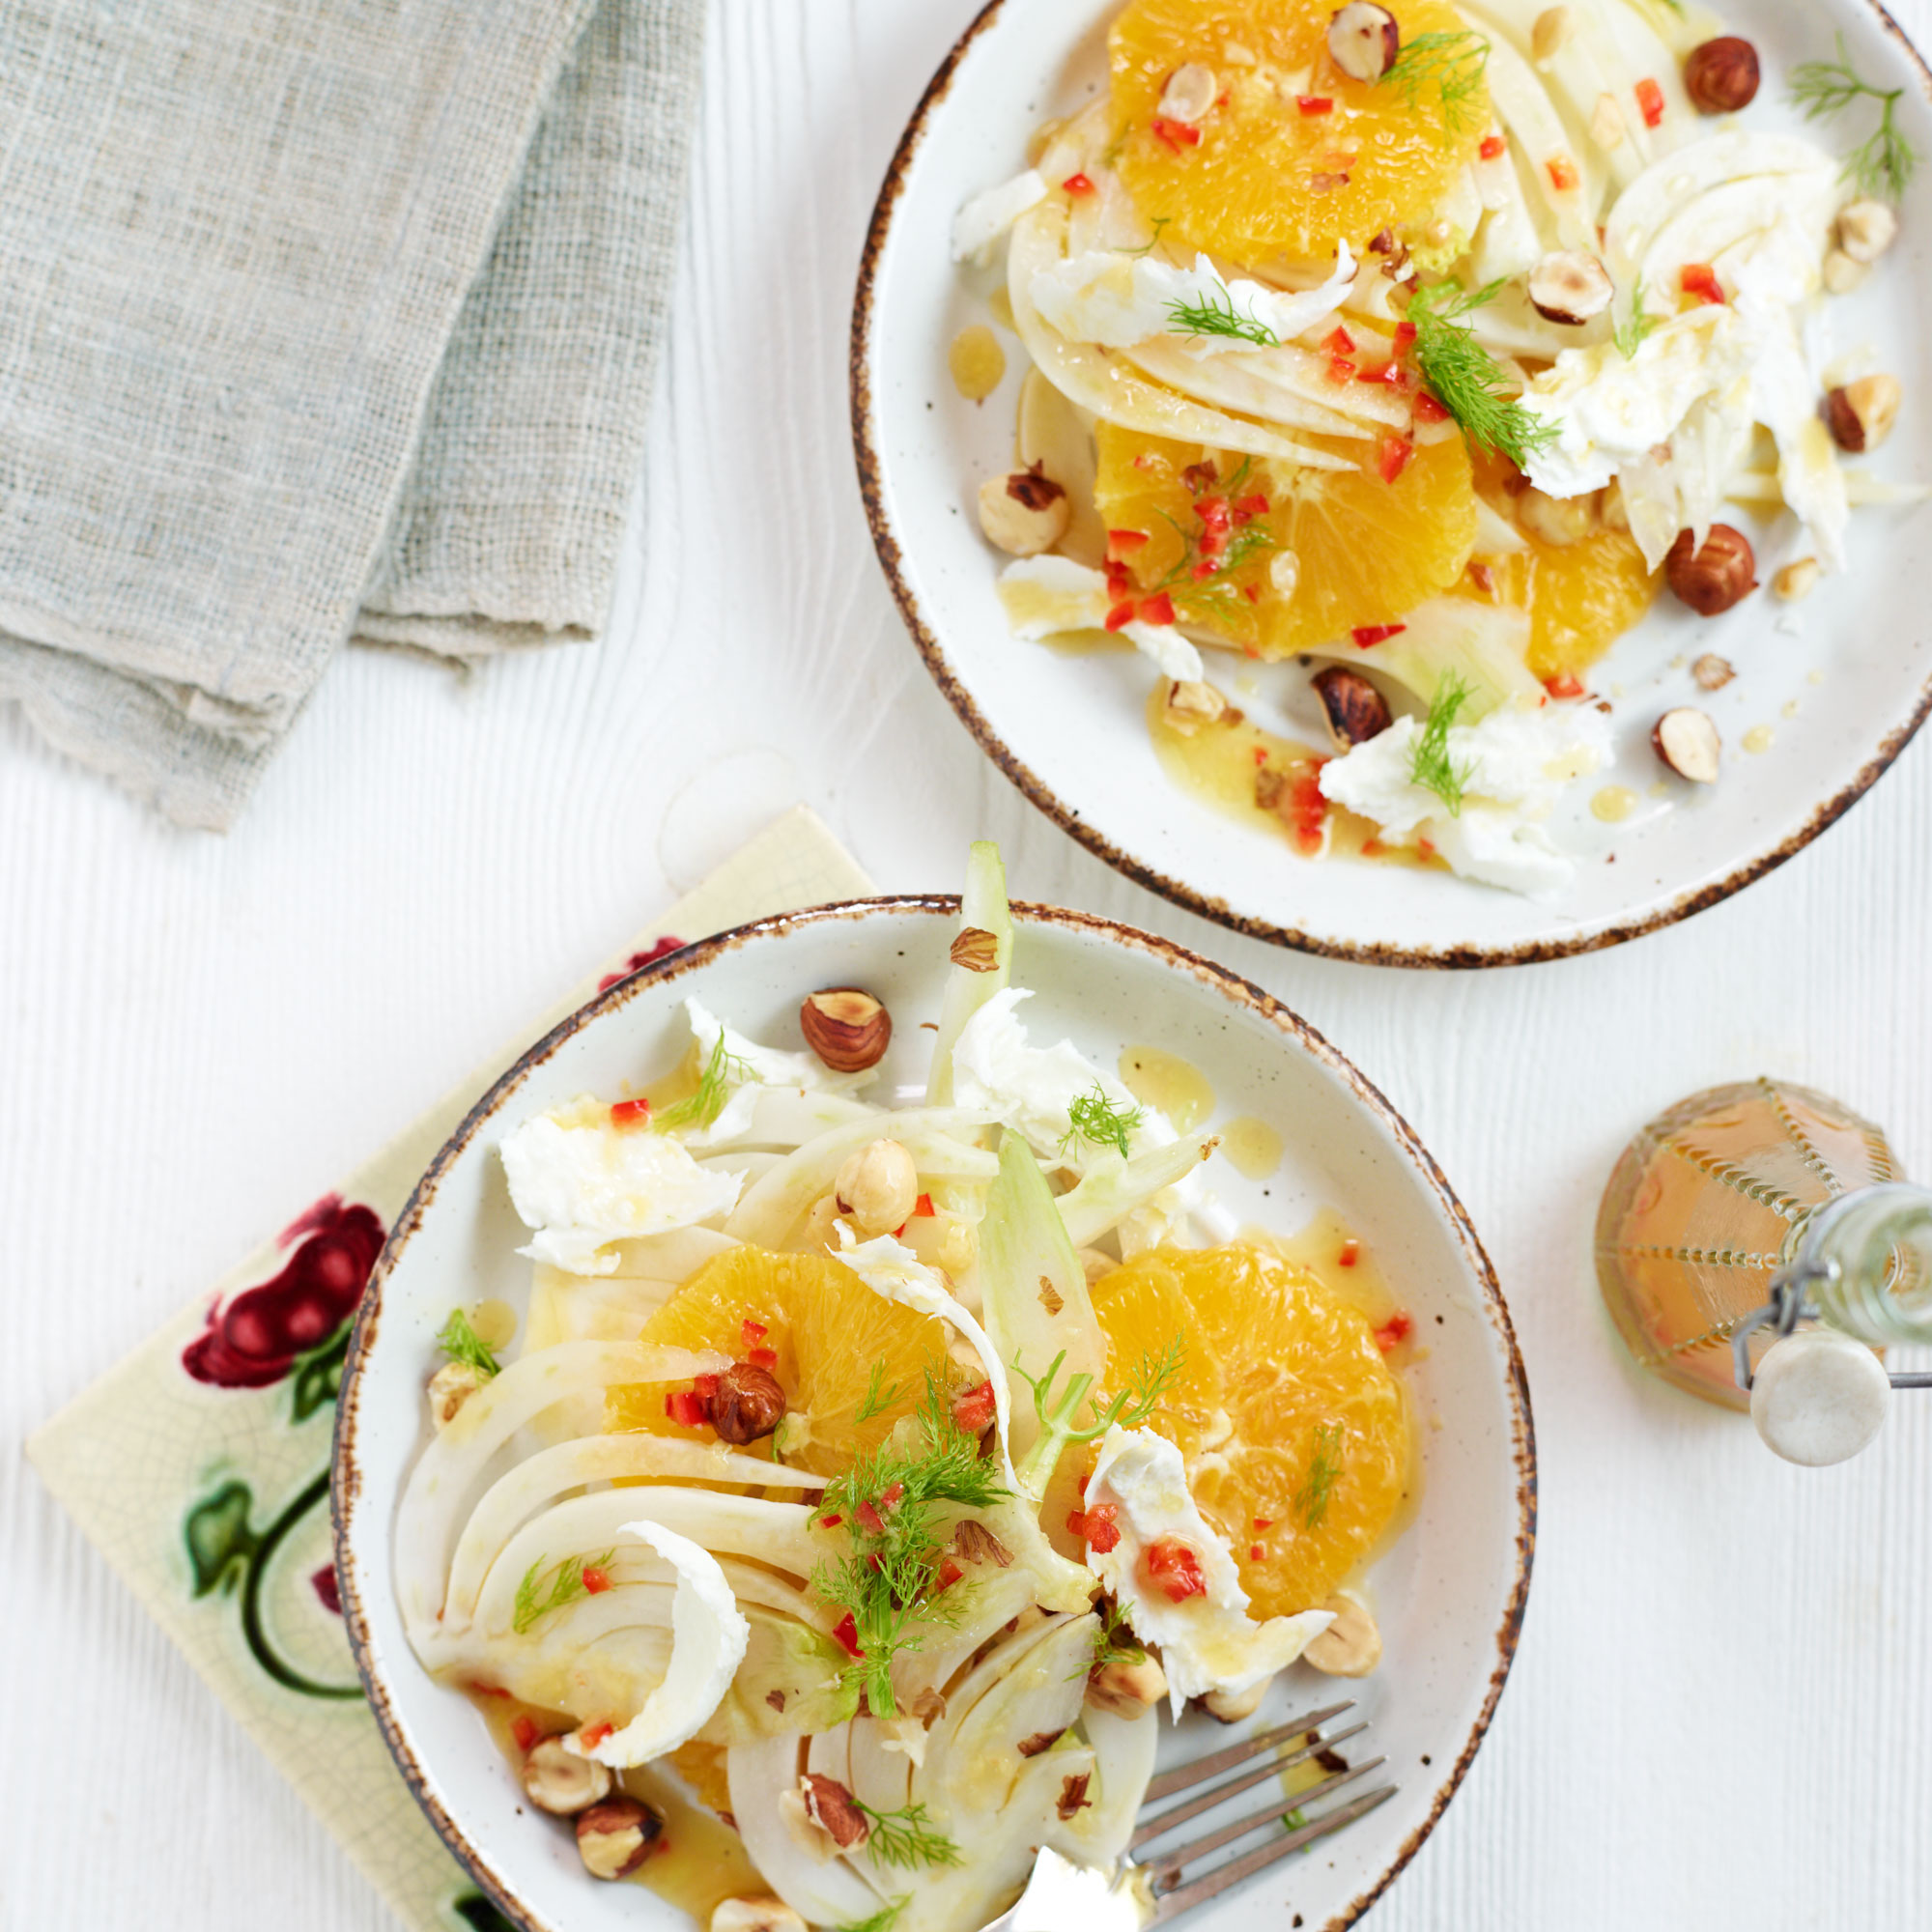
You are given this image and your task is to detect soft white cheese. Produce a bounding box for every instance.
[995,556,1204,682]
[1085,1427,1332,1716]
[952,169,1050,264]
[1029,246,1355,358]
[1010,1848,1151,1932]
[499,1106,743,1275]
[563,1522,748,1768]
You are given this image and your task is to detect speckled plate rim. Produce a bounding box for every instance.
[848,0,1932,971]
[329,896,1536,1932]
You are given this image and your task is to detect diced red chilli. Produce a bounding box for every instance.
[1250,1545,1265,1562]
[1105,602,1137,632]
[1681,263,1724,305]
[1479,134,1507,160]
[1544,671,1585,698]
[1323,327,1356,355]
[1152,116,1204,149]
[1199,497,1232,531]
[1355,361,1400,386]
[512,1715,541,1754]
[833,1613,866,1659]
[1340,1237,1361,1267]
[818,1513,842,1529]
[1243,583,1261,603]
[1139,592,1178,626]
[1298,95,1334,114]
[1236,493,1270,517]
[1394,321,1417,355]
[742,1317,768,1342]
[1635,77,1665,128]
[1548,156,1579,192]
[1328,356,1356,383]
[749,1347,779,1371]
[1375,1310,1414,1353]
[1254,1518,1274,1531]
[1108,528,1150,561]
[610,1097,652,1128]
[1143,1536,1208,1603]
[1378,434,1415,483]
[855,1501,886,1537]
[1064,172,1094,195]
[915,1192,935,1217]
[582,1565,611,1595]
[580,1721,613,1749]
[1351,624,1406,647]
[952,1380,998,1434]
[1191,560,1217,581]
[1414,392,1450,424]
[665,1389,711,1428]
[1071,1502,1122,1553]
[880,1481,905,1511]
[936,1557,965,1591]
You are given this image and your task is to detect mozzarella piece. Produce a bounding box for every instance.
[499,1108,743,1275]
[1086,1428,1332,1716]
[995,556,1204,681]
[564,1523,749,1768]
[952,170,1050,264]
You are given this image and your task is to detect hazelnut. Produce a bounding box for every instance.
[1836,198,1899,265]
[1517,487,1597,547]
[1527,250,1614,327]
[800,1774,869,1850]
[1774,557,1821,603]
[1691,653,1735,692]
[1087,1653,1168,1719]
[977,467,1069,557]
[1311,666,1393,749]
[522,1736,612,1815]
[1664,524,1757,616]
[1164,679,1233,732]
[1653,707,1722,784]
[777,1786,837,1863]
[833,1138,920,1236]
[712,1899,808,1932]
[1684,36,1761,114]
[799,987,892,1073]
[712,1362,787,1444]
[1018,1728,1066,1757]
[576,1798,664,1880]
[952,1519,1013,1567]
[1823,248,1870,297]
[428,1360,482,1430]
[1157,62,1217,125]
[950,926,1001,973]
[1204,1676,1270,1723]
[1304,1592,1383,1677]
[1530,6,1575,64]
[1589,93,1627,151]
[1058,1773,1094,1820]
[1269,548,1302,597]
[1327,3,1399,82]
[1823,374,1901,454]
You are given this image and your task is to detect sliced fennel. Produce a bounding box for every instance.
[926,839,1014,1107]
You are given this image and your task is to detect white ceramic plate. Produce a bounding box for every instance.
[332,900,1533,1932]
[852,0,1932,965]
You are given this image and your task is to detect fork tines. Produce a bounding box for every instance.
[1135,1699,1397,1923]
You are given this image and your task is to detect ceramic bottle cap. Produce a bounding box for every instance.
[1749,1329,1890,1466]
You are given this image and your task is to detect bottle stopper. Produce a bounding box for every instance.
[1748,1329,1890,1467]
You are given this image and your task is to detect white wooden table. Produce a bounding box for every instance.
[5,2,1930,1925]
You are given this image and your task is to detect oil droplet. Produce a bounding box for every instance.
[986,286,1015,332]
[1648,780,1671,798]
[1221,1116,1285,1180]
[1592,784,1637,823]
[1743,724,1776,754]
[470,1298,517,1351]
[1119,1046,1215,1131]
[949,325,1006,403]
[1781,698,1801,720]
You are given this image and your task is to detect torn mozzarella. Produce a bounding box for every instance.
[952,170,1050,264]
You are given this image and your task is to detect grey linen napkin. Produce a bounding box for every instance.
[0,0,702,829]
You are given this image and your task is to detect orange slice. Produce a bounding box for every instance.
[1094,419,1476,656]
[1109,0,1490,264]
[1090,1243,1408,1618]
[607,1248,948,1481]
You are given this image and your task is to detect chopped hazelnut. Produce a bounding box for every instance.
[712,1362,787,1445]
[1823,374,1901,454]
[1327,3,1399,82]
[1837,198,1899,265]
[1204,1676,1270,1722]
[952,1520,1013,1568]
[1691,653,1736,692]
[428,1360,482,1430]
[799,987,892,1072]
[1774,557,1820,603]
[1311,666,1392,750]
[1018,1728,1066,1757]
[1157,62,1217,125]
[1517,487,1596,547]
[576,1798,664,1880]
[1164,679,1233,733]
[1823,248,1870,297]
[1684,36,1760,114]
[712,1899,808,1932]
[1058,1773,1094,1820]
[1087,1653,1168,1719]
[522,1737,612,1816]
[834,1138,920,1236]
[1665,524,1757,616]
[1304,1592,1383,1677]
[1589,93,1626,150]
[950,926,1001,973]
[1530,6,1575,65]
[1653,707,1722,784]
[801,1774,869,1850]
[977,467,1069,557]
[1527,250,1614,326]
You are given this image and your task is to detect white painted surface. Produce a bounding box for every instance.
[3,2,1929,1928]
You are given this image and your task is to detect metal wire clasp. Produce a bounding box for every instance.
[1732,1258,1932,1394]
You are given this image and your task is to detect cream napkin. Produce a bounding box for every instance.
[0,0,702,829]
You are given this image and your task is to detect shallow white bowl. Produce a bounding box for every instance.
[333,899,1533,1931]
[852,0,1932,965]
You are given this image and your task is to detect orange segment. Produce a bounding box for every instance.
[608,1248,948,1481]
[1095,420,1476,656]
[1464,535,1661,680]
[1110,0,1490,263]
[1091,1243,1408,1618]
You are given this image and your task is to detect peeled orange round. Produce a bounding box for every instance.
[1090,1243,1408,1618]
[1466,532,1661,680]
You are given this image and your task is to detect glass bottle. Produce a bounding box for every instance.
[1594,1077,1932,1409]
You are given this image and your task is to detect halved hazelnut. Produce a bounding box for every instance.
[1823,374,1901,454]
[428,1360,482,1430]
[576,1798,664,1880]
[1517,486,1597,547]
[977,467,1069,557]
[1157,62,1217,125]
[1327,3,1399,82]
[522,1736,612,1816]
[1530,6,1575,64]
[1311,666,1393,750]
[1589,93,1626,151]
[801,1774,869,1851]
[799,987,892,1072]
[1164,678,1233,733]
[1837,198,1899,265]
[712,1899,808,1932]
[1824,248,1870,297]
[1204,1676,1270,1722]
[834,1137,920,1236]
[1653,707,1722,783]
[1087,1653,1167,1719]
[950,926,1001,973]
[712,1362,787,1445]
[1528,250,1614,327]
[1304,1592,1383,1677]
[1684,36,1760,114]
[1691,653,1735,692]
[1774,557,1820,603]
[1665,525,1757,615]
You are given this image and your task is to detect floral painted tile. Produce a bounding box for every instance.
[27,807,871,1932]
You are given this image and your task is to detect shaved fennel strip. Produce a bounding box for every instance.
[1055,1135,1216,1248]
[1122,339,1386,440]
[729,1734,891,1924]
[1054,1702,1159,1868]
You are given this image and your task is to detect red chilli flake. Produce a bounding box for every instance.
[582,1565,612,1596]
[1479,134,1507,160]
[1139,592,1177,627]
[664,1387,712,1429]
[952,1380,998,1435]
[1352,624,1406,647]
[1143,1537,1209,1603]
[749,1347,779,1371]
[1547,156,1579,193]
[915,1192,935,1217]
[1375,1311,1414,1353]
[1414,392,1450,425]
[1283,763,1329,856]
[1378,434,1415,484]
[1323,327,1356,356]
[832,1613,866,1659]
[854,1500,886,1537]
[512,1716,541,1754]
[1254,1517,1274,1532]
[1544,670,1585,699]
[818,1512,843,1529]
[1681,262,1725,306]
[880,1481,905,1511]
[1152,116,1203,150]
[741,1317,768,1344]
[1635,77,1665,128]
[1064,172,1095,195]
[1328,355,1357,384]
[1105,602,1137,633]
[580,1721,614,1750]
[1394,321,1418,356]
[1108,527,1149,559]
[609,1097,652,1128]
[1252,746,1268,766]
[1250,1545,1265,1562]
[1297,95,1335,114]
[1339,1237,1361,1267]
[1235,493,1270,519]
[936,1557,965,1592]
[1069,1503,1122,1553]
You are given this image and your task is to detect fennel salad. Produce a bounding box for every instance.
[396,846,1414,1932]
[952,0,1922,899]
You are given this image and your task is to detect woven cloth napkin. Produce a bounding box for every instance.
[26,807,873,1930]
[0,0,702,830]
